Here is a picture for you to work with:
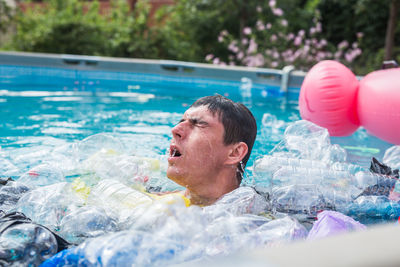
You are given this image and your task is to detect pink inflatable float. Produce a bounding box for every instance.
[358,68,400,144]
[299,60,400,144]
[299,60,360,136]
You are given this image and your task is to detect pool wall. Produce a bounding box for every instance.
[0,51,304,101]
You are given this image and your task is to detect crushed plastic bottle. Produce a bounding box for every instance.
[0,211,69,266]
[253,155,329,181]
[17,163,65,188]
[270,120,348,163]
[353,171,397,196]
[75,133,125,163]
[42,209,307,266]
[0,178,30,212]
[40,230,187,266]
[383,145,400,170]
[15,182,85,231]
[203,186,269,218]
[89,179,153,208]
[347,195,400,223]
[59,206,118,244]
[79,149,159,186]
[87,179,153,225]
[0,223,58,266]
[267,165,363,215]
[272,184,331,215]
[204,215,303,257]
[0,158,20,177]
[283,120,332,160]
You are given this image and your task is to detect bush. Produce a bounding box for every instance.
[7,0,165,58]
[202,0,362,71]
[0,0,14,34]
[317,0,397,74]
[10,0,106,54]
[3,0,398,74]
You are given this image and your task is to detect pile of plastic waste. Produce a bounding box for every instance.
[253,120,400,225]
[0,120,398,266]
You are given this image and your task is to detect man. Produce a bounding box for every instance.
[167,95,257,205]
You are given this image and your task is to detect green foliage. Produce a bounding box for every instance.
[11,0,104,54]
[0,0,14,33]
[8,0,165,57]
[317,0,399,74]
[2,0,399,75]
[158,0,319,63]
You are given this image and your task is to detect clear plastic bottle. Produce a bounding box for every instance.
[0,223,58,265]
[253,155,329,175]
[89,179,153,209]
[353,171,398,196]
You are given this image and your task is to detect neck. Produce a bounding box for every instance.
[185,170,239,206]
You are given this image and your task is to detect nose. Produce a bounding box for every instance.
[171,121,187,140]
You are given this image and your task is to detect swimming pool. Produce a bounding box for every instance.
[0,52,392,171]
[0,52,397,266]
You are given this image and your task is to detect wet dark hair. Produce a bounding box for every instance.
[191,95,257,184]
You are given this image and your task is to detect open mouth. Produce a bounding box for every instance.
[170,146,182,157]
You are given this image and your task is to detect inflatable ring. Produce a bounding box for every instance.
[358,68,400,144]
[299,60,400,145]
[299,60,360,136]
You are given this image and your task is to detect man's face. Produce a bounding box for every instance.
[167,105,232,190]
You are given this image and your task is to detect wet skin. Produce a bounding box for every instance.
[167,105,247,205]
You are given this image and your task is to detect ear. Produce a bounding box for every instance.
[225,142,248,166]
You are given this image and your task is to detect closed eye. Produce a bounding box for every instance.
[190,118,209,127]
[176,118,209,127]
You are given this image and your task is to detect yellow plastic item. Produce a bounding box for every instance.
[71,177,190,209]
[149,192,191,207]
[71,177,91,200]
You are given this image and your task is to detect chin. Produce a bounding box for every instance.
[166,169,185,187]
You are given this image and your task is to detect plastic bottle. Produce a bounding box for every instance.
[353,171,398,197]
[17,164,65,188]
[253,155,329,176]
[89,179,153,209]
[0,222,58,265]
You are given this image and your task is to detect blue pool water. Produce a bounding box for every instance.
[0,66,393,179]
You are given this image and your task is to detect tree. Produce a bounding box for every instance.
[384,0,400,60]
